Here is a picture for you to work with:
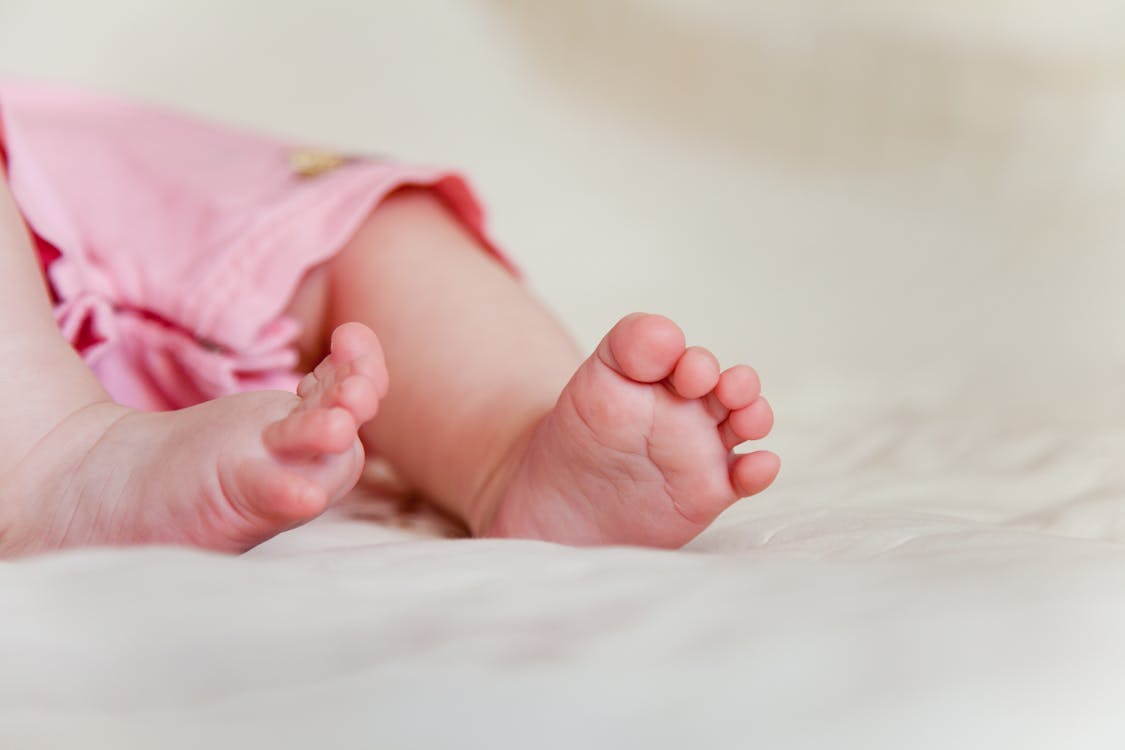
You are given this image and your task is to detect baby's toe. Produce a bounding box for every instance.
[329,322,382,363]
[670,346,721,400]
[722,397,774,447]
[599,313,686,383]
[730,451,781,498]
[264,407,356,456]
[296,371,319,399]
[715,365,761,410]
[302,355,385,415]
[235,460,329,525]
[351,352,389,399]
[325,374,380,423]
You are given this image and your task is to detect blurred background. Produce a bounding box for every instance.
[2,0,1124,416]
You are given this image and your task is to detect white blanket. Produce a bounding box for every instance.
[4,389,1125,748]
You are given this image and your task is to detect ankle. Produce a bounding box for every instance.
[464,410,549,536]
[0,398,128,556]
[0,387,115,476]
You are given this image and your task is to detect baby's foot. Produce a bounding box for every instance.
[479,313,779,547]
[0,323,386,557]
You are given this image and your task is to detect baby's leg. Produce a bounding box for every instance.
[0,166,385,557]
[325,189,780,547]
[0,151,107,458]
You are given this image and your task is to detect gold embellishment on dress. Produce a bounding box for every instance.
[289,149,349,178]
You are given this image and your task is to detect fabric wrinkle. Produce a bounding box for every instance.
[0,82,508,411]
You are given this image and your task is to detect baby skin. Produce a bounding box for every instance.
[0,324,386,556]
[0,176,778,556]
[479,313,778,546]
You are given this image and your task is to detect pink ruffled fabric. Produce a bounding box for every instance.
[0,82,509,411]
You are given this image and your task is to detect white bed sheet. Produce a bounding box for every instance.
[4,385,1125,749]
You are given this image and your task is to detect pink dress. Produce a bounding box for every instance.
[0,82,508,411]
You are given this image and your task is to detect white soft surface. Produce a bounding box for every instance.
[3,2,1125,747]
